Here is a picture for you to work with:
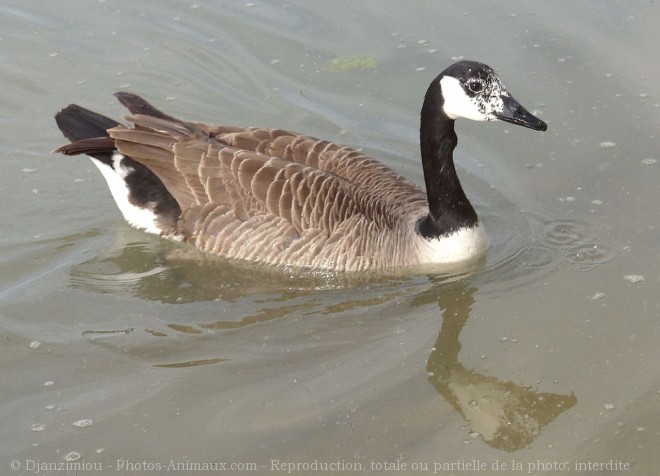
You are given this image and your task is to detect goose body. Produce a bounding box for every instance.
[54,61,546,272]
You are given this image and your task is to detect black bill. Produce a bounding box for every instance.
[495,95,547,131]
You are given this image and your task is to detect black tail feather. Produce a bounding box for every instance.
[53,94,182,232]
[55,104,120,142]
[54,104,121,164]
[52,137,116,156]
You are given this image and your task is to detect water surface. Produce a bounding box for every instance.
[1,1,659,474]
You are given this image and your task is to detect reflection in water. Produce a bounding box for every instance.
[69,226,579,451]
[82,328,133,338]
[69,228,414,304]
[417,282,577,452]
[201,292,412,330]
[69,213,616,305]
[201,302,321,330]
[154,358,228,368]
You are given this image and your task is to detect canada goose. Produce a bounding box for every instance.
[54,60,546,272]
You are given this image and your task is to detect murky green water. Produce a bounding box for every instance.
[1,1,659,474]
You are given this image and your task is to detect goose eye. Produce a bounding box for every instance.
[468,81,482,93]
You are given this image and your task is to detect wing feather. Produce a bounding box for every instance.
[102,96,428,269]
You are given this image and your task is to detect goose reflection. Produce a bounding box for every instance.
[415,281,577,452]
[69,228,397,303]
[71,230,576,451]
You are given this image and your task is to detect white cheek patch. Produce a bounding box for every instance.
[440,76,487,121]
[441,75,511,122]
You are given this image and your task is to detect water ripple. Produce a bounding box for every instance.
[471,213,617,292]
[538,219,594,248]
[565,243,618,271]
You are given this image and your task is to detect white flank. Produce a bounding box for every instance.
[418,225,489,264]
[89,153,163,234]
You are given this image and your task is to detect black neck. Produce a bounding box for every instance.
[417,81,478,239]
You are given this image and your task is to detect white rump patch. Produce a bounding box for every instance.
[89,153,162,234]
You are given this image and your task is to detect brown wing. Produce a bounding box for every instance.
[210,126,424,212]
[109,116,426,244]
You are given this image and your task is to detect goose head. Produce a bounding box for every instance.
[438,61,547,131]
